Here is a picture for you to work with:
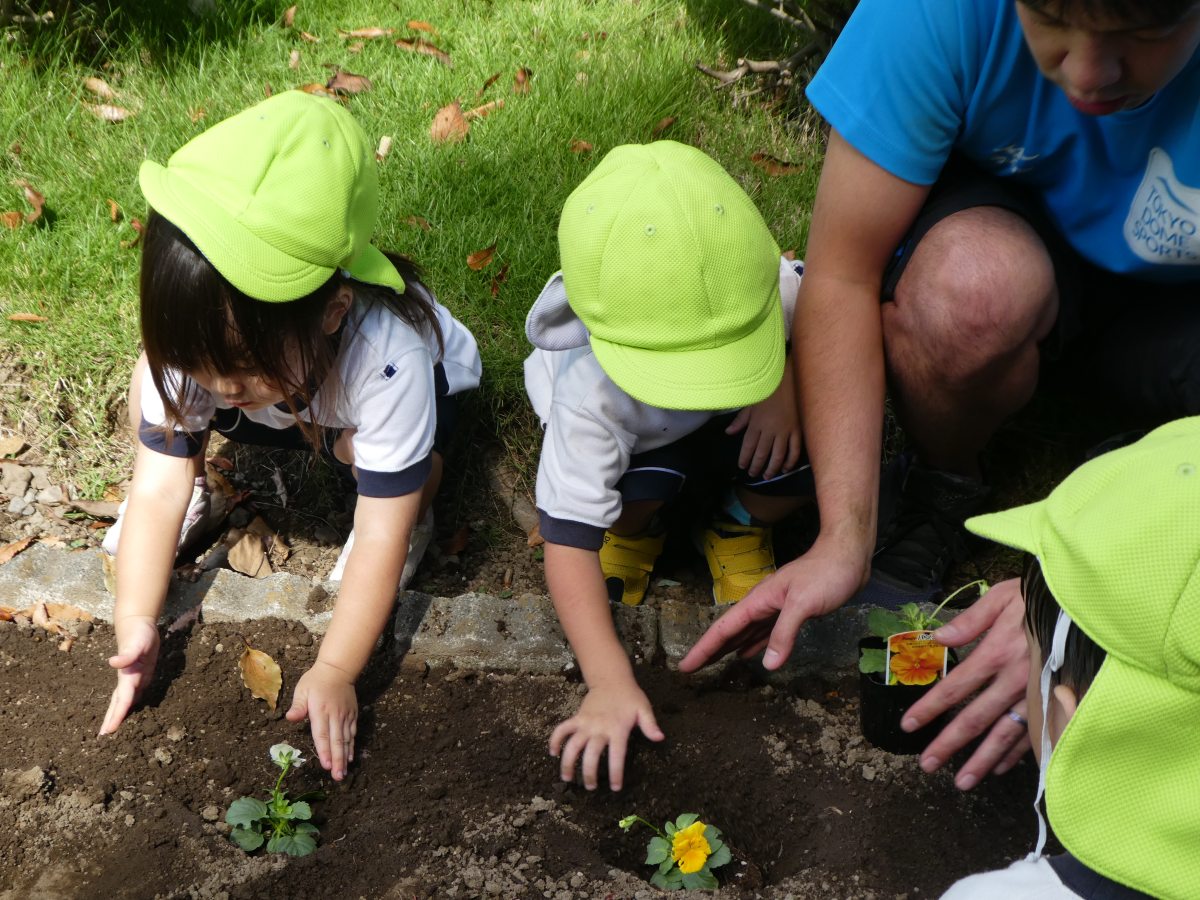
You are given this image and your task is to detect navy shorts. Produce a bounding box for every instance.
[882,157,1200,422]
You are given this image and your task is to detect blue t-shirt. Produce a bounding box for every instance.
[806,0,1200,282]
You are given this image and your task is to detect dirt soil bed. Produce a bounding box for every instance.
[1,616,1039,900]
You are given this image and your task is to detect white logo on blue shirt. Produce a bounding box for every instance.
[989,145,1040,175]
[1124,148,1200,265]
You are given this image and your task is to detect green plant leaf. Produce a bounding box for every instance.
[294,821,319,835]
[708,843,732,868]
[682,870,718,890]
[267,831,318,857]
[225,797,269,829]
[674,812,699,830]
[651,869,683,890]
[229,825,265,852]
[664,820,676,836]
[646,836,670,865]
[867,608,905,638]
[702,824,723,844]
[279,800,312,821]
[858,647,887,674]
[657,856,677,875]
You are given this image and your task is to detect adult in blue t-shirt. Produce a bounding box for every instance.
[681,0,1200,791]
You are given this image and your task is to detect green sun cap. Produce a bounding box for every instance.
[555,141,784,411]
[139,90,403,302]
[966,417,1200,899]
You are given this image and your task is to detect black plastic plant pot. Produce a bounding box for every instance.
[858,637,958,755]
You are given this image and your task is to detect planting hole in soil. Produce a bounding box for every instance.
[0,611,1042,899]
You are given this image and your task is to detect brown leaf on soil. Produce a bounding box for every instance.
[239,645,282,711]
[87,103,135,123]
[466,242,497,271]
[1,211,21,229]
[326,68,372,95]
[297,83,338,99]
[227,531,272,578]
[68,499,120,519]
[58,636,75,652]
[338,27,394,39]
[288,49,301,69]
[83,76,116,100]
[0,537,34,565]
[6,312,47,322]
[16,179,45,224]
[526,521,544,548]
[513,66,532,94]
[207,455,234,472]
[404,215,431,231]
[430,101,469,143]
[375,135,393,162]
[102,553,117,595]
[749,152,805,176]
[569,139,593,154]
[464,99,503,120]
[45,603,94,623]
[246,515,290,566]
[490,261,510,298]
[407,19,440,35]
[119,217,143,249]
[651,115,676,137]
[0,606,15,621]
[440,525,470,556]
[281,4,296,28]
[0,435,26,456]
[477,71,502,96]
[395,37,451,66]
[31,602,65,635]
[298,30,320,43]
[106,198,121,221]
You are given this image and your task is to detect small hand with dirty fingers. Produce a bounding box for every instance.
[901,578,1031,789]
[100,616,161,736]
[549,682,664,792]
[286,660,358,782]
[724,359,803,480]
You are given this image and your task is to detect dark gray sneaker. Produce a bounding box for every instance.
[854,454,991,608]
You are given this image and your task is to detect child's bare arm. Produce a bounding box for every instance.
[544,542,664,791]
[286,491,420,780]
[724,356,803,480]
[101,443,199,735]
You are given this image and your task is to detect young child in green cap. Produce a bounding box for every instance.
[525,140,813,790]
[98,91,482,784]
[941,417,1200,898]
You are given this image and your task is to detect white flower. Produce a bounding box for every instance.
[269,742,305,769]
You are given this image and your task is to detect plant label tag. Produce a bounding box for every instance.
[884,630,948,686]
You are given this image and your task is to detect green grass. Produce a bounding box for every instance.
[0,0,822,496]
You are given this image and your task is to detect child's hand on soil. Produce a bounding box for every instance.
[549,681,664,792]
[286,660,358,781]
[725,358,802,479]
[100,616,161,736]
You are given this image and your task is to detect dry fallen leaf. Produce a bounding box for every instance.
[513,66,532,94]
[207,455,234,472]
[83,76,116,99]
[6,312,46,323]
[16,180,45,225]
[58,636,75,652]
[466,242,497,271]
[119,217,143,249]
[106,198,121,222]
[299,30,320,43]
[0,606,16,621]
[227,531,272,578]
[346,41,364,54]
[0,434,26,456]
[477,71,502,96]
[0,536,35,564]
[45,603,94,623]
[526,521,544,548]
[247,515,290,567]
[375,135,393,161]
[87,103,135,123]
[750,152,805,176]
[430,101,469,143]
[395,37,451,66]
[407,19,440,35]
[490,261,510,298]
[297,82,337,99]
[338,26,394,39]
[264,81,274,98]
[68,499,120,519]
[326,68,372,95]
[439,525,470,556]
[281,4,296,28]
[569,139,594,154]
[188,105,206,123]
[464,99,503,120]
[102,553,117,595]
[288,49,301,69]
[1,210,21,228]
[651,115,677,138]
[404,215,431,231]
[31,602,65,635]
[239,644,282,711]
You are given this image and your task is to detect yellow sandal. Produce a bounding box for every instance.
[700,520,775,605]
[598,529,667,606]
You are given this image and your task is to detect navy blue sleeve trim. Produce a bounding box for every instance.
[538,509,605,551]
[138,416,206,458]
[355,455,432,498]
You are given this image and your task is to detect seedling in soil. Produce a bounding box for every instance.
[858,580,989,681]
[619,813,731,891]
[225,743,322,857]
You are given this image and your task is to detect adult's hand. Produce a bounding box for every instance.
[901,577,1031,789]
[678,538,866,673]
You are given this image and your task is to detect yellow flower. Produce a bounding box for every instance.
[671,821,711,874]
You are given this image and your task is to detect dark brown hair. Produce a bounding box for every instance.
[1018,0,1199,29]
[140,211,444,445]
[1022,555,1107,694]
